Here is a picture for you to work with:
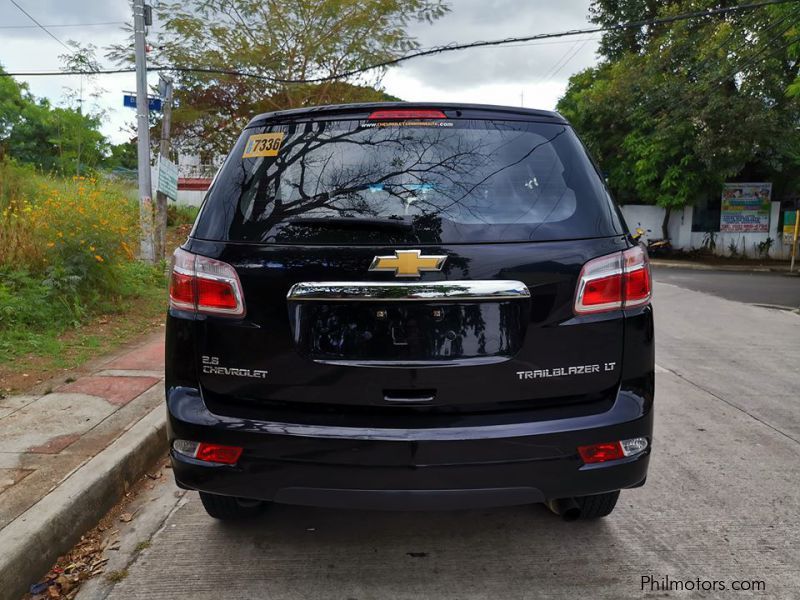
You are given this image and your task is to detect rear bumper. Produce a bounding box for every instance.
[167,386,652,510]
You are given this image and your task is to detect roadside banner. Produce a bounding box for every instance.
[157,156,179,200]
[720,182,771,232]
[784,211,798,245]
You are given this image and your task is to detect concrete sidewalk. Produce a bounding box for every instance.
[0,333,167,599]
[651,257,795,273]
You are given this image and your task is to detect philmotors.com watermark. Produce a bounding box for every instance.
[641,574,766,593]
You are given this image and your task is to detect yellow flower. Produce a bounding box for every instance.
[47,242,55,248]
[94,255,104,262]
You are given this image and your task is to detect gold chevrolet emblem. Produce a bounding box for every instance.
[369,250,447,278]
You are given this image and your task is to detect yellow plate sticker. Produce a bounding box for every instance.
[242,133,285,158]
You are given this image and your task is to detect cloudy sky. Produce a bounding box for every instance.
[0,0,600,144]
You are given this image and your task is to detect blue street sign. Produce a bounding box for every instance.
[123,94,162,112]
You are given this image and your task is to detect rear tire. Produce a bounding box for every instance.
[574,490,620,519]
[199,492,265,520]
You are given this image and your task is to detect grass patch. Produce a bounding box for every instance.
[0,262,165,365]
[0,273,166,392]
[167,203,200,226]
[0,159,169,389]
[105,569,129,583]
[134,540,152,552]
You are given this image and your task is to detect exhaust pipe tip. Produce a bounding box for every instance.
[546,498,581,521]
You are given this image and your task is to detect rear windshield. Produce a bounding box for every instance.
[193,118,621,244]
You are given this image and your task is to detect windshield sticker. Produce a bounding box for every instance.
[362,121,453,128]
[242,132,285,158]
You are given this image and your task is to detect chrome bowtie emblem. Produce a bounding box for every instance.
[369,250,447,278]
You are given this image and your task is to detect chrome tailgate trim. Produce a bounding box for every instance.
[286,280,531,302]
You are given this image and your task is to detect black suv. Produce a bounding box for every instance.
[166,103,653,521]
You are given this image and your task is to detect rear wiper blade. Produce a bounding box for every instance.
[285,216,413,230]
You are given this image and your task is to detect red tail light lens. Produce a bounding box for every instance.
[577,441,625,464]
[196,277,239,311]
[622,245,652,307]
[578,438,649,464]
[195,443,243,465]
[169,248,246,317]
[574,245,652,315]
[368,109,447,120]
[168,271,195,309]
[581,272,623,308]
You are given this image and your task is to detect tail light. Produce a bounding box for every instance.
[574,245,651,315]
[169,248,246,317]
[172,440,243,465]
[578,437,649,464]
[577,441,625,464]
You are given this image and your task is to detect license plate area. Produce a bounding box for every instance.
[289,301,527,365]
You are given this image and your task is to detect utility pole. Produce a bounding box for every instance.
[133,0,154,263]
[155,75,173,261]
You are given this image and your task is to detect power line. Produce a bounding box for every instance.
[540,37,593,83]
[295,0,800,84]
[0,21,127,29]
[472,36,602,49]
[715,23,800,89]
[7,0,70,50]
[0,0,797,84]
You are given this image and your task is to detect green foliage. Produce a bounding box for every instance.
[1,160,140,280]
[0,64,109,175]
[167,204,200,226]
[0,262,164,362]
[588,0,679,60]
[0,160,166,363]
[0,158,38,211]
[701,231,717,253]
[0,269,75,331]
[756,236,774,258]
[108,0,448,156]
[559,1,800,217]
[0,73,26,142]
[105,140,139,171]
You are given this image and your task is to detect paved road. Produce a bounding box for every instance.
[85,282,800,600]
[652,266,800,309]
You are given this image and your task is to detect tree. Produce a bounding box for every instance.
[0,64,109,175]
[104,140,139,172]
[559,1,800,238]
[109,0,448,157]
[588,0,673,60]
[58,42,106,176]
[0,67,28,160]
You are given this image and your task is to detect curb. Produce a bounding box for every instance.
[650,260,788,273]
[0,406,167,600]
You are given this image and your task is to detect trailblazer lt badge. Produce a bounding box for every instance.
[369,249,447,278]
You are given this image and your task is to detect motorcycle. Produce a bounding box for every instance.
[633,225,672,255]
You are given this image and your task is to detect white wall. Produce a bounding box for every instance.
[619,204,692,248]
[176,189,206,207]
[620,202,783,259]
[687,231,770,258]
